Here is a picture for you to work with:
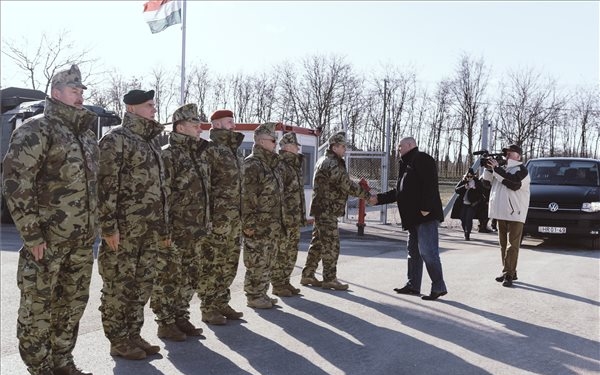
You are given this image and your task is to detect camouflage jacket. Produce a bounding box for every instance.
[278,150,307,228]
[204,128,244,236]
[242,145,285,237]
[2,97,99,248]
[98,112,169,238]
[162,132,210,243]
[310,149,371,217]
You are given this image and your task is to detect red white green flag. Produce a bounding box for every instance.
[143,0,182,34]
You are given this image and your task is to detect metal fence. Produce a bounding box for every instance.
[343,151,388,224]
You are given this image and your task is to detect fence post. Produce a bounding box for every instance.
[357,178,371,236]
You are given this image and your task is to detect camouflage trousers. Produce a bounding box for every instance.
[98,233,158,343]
[271,226,300,287]
[302,215,340,282]
[197,230,241,313]
[151,239,202,324]
[244,231,282,299]
[16,243,93,375]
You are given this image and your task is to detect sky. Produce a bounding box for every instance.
[1,1,599,93]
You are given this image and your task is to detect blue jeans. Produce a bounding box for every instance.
[460,204,476,234]
[405,220,447,294]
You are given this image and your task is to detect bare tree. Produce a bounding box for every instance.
[151,66,177,123]
[2,30,99,94]
[451,54,489,168]
[187,62,211,121]
[495,68,563,158]
[571,86,599,157]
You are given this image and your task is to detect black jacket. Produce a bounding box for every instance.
[450,176,485,219]
[377,147,444,230]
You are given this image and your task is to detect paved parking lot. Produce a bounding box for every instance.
[1,222,599,375]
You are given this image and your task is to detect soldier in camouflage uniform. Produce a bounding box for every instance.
[271,132,306,297]
[97,89,170,360]
[150,103,208,341]
[242,123,285,309]
[2,65,97,375]
[301,131,371,291]
[198,109,244,325]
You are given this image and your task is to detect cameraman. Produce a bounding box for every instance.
[482,144,530,287]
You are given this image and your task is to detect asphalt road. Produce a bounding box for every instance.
[1,222,599,375]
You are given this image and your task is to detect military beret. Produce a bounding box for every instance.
[172,103,201,124]
[210,109,234,121]
[328,131,347,146]
[255,122,278,140]
[502,144,523,155]
[52,64,87,90]
[280,132,300,146]
[123,89,155,105]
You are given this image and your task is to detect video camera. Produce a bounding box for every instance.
[473,150,506,167]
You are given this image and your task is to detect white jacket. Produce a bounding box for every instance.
[482,159,531,223]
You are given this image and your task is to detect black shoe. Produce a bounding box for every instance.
[464,232,470,241]
[422,291,447,301]
[502,277,513,287]
[479,228,492,233]
[495,274,505,282]
[393,286,420,295]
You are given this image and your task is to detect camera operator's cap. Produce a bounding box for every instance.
[210,109,234,121]
[328,131,347,146]
[255,122,278,139]
[172,103,201,124]
[52,64,87,90]
[502,144,523,155]
[280,132,300,146]
[123,89,155,105]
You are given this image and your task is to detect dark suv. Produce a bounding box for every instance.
[524,157,600,249]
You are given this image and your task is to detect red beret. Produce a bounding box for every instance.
[210,109,234,121]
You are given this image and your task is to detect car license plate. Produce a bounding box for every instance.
[538,226,567,234]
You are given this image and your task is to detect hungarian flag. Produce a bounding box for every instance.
[143,0,182,34]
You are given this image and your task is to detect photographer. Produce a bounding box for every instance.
[482,144,530,287]
[451,168,484,240]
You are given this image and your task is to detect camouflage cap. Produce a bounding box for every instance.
[172,103,201,124]
[255,122,277,140]
[279,132,300,146]
[328,131,347,146]
[51,64,87,90]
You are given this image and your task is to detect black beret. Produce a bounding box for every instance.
[123,89,155,105]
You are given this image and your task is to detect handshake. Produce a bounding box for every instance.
[367,195,378,206]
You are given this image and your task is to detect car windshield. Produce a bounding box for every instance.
[528,160,599,186]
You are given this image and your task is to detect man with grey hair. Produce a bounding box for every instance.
[372,136,448,301]
[3,64,97,375]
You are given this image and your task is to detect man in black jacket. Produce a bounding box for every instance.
[371,137,448,300]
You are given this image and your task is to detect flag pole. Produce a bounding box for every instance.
[180,0,187,105]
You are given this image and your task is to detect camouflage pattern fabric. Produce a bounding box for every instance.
[17,246,93,373]
[151,131,210,323]
[302,215,340,282]
[2,97,98,374]
[309,149,371,218]
[2,97,99,248]
[97,234,158,342]
[97,112,168,343]
[242,144,285,299]
[302,149,370,282]
[197,128,244,313]
[97,112,168,239]
[271,150,306,287]
[150,241,182,324]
